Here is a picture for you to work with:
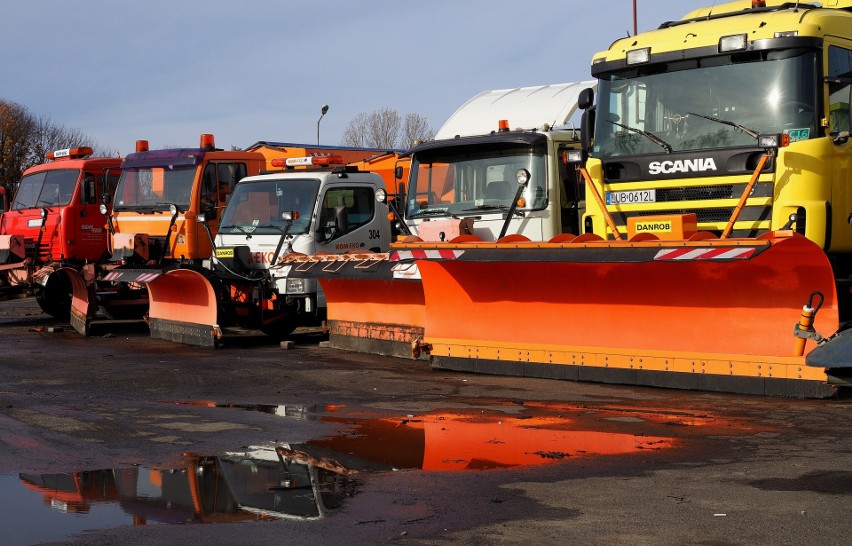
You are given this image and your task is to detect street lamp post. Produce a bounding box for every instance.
[317,104,329,145]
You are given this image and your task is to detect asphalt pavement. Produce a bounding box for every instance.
[0,297,850,546]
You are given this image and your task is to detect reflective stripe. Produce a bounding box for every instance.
[654,247,756,260]
[390,249,465,261]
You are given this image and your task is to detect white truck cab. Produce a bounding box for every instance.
[210,164,391,328]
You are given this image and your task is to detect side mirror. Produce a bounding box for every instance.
[334,205,349,236]
[394,166,404,180]
[314,227,326,243]
[578,87,594,110]
[581,107,596,152]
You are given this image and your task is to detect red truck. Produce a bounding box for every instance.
[0,146,121,318]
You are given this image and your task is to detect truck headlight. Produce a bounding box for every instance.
[285,278,306,294]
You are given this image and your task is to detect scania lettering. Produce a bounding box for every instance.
[648,158,718,175]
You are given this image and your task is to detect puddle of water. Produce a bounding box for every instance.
[311,412,676,471]
[168,401,322,420]
[173,400,686,470]
[4,451,355,544]
[749,470,852,495]
[2,473,134,545]
[4,403,709,542]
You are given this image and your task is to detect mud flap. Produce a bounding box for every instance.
[411,233,840,396]
[146,269,222,348]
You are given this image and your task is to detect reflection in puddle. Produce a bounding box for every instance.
[6,449,356,544]
[6,404,689,542]
[218,445,356,520]
[311,412,676,471]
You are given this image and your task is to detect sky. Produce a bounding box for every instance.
[1,0,714,155]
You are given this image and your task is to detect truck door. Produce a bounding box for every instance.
[199,162,247,255]
[315,185,387,253]
[77,171,109,261]
[557,145,585,235]
[826,41,852,252]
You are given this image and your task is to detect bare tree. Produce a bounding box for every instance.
[340,112,370,148]
[341,108,434,149]
[29,114,101,165]
[0,99,117,192]
[401,113,435,148]
[0,100,36,193]
[368,107,402,148]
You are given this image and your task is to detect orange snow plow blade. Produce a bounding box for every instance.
[67,267,96,335]
[398,231,841,397]
[284,253,427,359]
[146,268,223,347]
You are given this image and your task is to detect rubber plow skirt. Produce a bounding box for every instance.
[406,232,840,397]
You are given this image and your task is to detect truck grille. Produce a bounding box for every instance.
[644,182,773,202]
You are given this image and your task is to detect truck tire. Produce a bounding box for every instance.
[260,318,297,341]
[35,273,72,321]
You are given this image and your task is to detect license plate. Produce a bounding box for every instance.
[606,190,656,205]
[27,219,44,228]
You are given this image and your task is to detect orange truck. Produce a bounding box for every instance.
[0,146,121,318]
[65,134,267,334]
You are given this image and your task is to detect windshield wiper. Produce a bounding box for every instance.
[460,204,509,212]
[411,208,450,217]
[607,120,673,153]
[221,224,254,236]
[252,223,303,234]
[113,206,156,214]
[688,112,759,140]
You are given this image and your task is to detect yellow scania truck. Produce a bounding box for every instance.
[379,1,852,396]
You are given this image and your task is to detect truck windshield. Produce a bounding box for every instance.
[12,169,79,210]
[219,178,320,235]
[594,49,818,158]
[113,166,197,212]
[406,143,546,219]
